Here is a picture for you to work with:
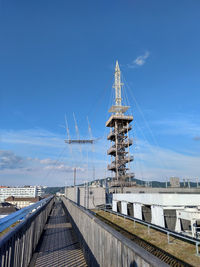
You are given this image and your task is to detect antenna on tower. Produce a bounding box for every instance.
[108,61,130,115]
[113,60,123,107]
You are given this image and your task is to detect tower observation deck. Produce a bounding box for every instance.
[106,61,134,190]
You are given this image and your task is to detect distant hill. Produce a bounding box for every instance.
[82,177,199,188]
[47,178,198,191]
[44,187,65,195]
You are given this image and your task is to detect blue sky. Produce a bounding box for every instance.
[1,0,200,186]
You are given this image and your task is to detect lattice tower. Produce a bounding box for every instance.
[106,61,134,191]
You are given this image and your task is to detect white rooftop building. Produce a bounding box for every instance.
[112,193,200,238]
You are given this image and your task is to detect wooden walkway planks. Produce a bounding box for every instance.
[31,201,87,267]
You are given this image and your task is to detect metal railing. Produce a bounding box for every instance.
[0,196,54,267]
[100,207,200,256]
[62,197,167,267]
[0,196,53,233]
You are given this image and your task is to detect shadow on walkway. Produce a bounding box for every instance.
[29,201,87,267]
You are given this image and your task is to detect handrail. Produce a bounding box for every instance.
[100,207,200,256]
[0,196,54,267]
[62,197,169,266]
[0,195,53,233]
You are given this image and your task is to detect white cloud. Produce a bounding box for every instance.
[1,122,200,186]
[133,139,200,181]
[0,150,88,186]
[152,117,200,138]
[0,151,85,174]
[128,51,150,68]
[44,164,84,172]
[0,150,24,170]
[40,158,58,165]
[0,129,64,148]
[1,139,200,186]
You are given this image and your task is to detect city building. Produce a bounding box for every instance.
[36,185,46,197]
[0,186,46,202]
[5,196,41,209]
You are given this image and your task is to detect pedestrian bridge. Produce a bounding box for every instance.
[0,196,170,267]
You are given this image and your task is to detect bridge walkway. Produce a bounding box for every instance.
[30,200,87,267]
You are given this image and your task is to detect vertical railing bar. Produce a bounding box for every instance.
[167,232,172,244]
[148,225,150,235]
[9,235,15,267]
[1,245,5,267]
[13,234,18,267]
[196,242,200,256]
[5,243,9,267]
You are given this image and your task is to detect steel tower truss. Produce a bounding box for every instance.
[106,61,134,189]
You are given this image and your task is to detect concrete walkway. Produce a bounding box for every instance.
[31,201,87,267]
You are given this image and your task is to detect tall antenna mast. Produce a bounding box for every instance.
[106,60,134,192]
[113,60,123,108]
[108,61,129,115]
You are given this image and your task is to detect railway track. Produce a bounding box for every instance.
[94,212,193,267]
